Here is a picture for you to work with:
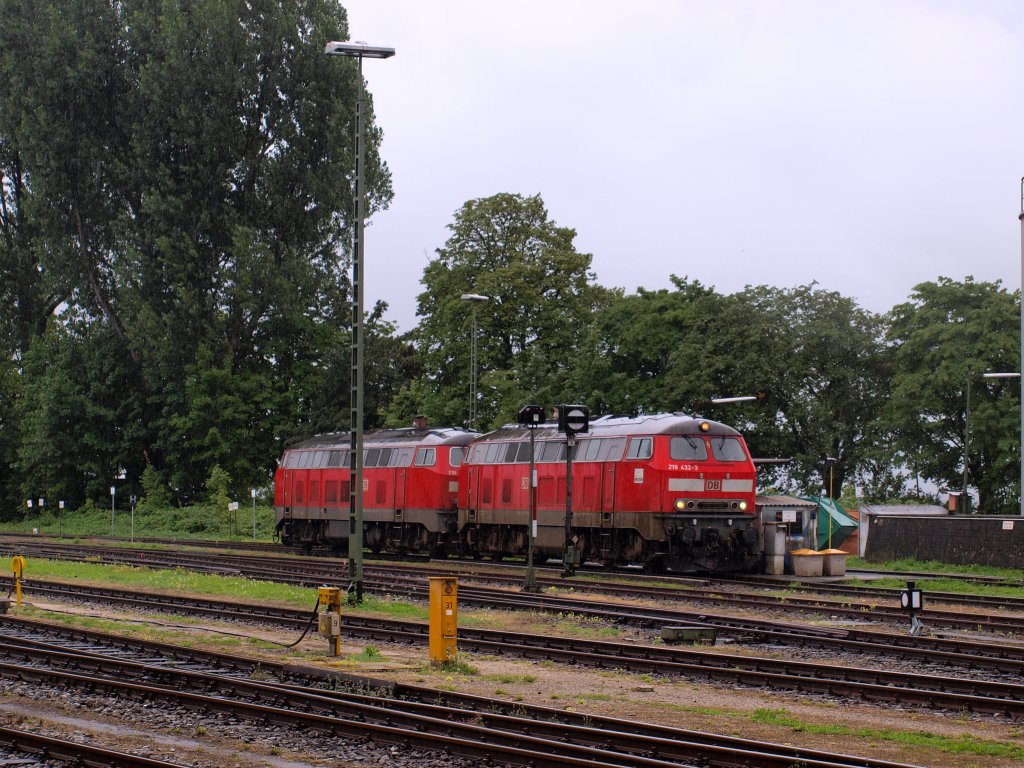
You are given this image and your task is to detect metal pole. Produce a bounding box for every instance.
[252,490,257,540]
[1019,177,1023,516]
[562,433,576,577]
[110,487,115,536]
[963,375,971,513]
[349,55,366,603]
[470,306,477,428]
[524,427,539,592]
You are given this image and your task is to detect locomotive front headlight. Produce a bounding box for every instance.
[673,498,686,512]
[738,500,749,512]
[699,421,710,432]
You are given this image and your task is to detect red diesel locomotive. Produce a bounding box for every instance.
[274,412,760,572]
[459,413,759,572]
[273,424,475,553]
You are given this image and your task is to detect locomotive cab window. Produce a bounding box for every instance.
[710,437,747,462]
[450,447,465,467]
[415,447,436,466]
[670,436,708,461]
[626,437,653,460]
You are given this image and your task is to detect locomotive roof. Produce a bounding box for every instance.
[482,412,742,441]
[284,427,477,452]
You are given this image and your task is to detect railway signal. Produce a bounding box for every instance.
[900,580,925,635]
[556,404,588,576]
[518,405,545,592]
[557,404,589,435]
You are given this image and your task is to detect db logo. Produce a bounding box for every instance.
[706,480,722,491]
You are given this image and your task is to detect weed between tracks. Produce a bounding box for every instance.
[749,708,1024,760]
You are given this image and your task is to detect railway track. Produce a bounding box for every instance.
[6,578,1024,720]
[0,724,188,767]
[5,539,1024,631]
[0,615,923,768]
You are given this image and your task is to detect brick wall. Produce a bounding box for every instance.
[864,516,1024,569]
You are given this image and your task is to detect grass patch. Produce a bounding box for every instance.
[430,656,479,675]
[480,673,536,684]
[348,645,385,662]
[751,708,1024,759]
[847,556,1024,583]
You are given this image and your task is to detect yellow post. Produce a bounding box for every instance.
[317,586,343,656]
[428,576,458,662]
[10,556,26,607]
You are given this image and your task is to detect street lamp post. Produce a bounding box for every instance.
[1019,177,1024,516]
[461,294,489,429]
[325,39,396,603]
[963,371,1021,512]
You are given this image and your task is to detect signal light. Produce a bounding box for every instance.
[557,404,590,435]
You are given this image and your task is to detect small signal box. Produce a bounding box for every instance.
[317,585,343,656]
[428,577,458,663]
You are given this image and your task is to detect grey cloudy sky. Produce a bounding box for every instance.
[340,0,1024,332]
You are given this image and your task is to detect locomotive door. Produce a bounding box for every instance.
[394,468,407,511]
[601,464,616,513]
[282,470,291,514]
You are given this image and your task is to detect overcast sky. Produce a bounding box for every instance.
[339,0,1024,332]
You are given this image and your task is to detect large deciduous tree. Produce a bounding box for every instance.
[885,277,1020,514]
[391,193,605,430]
[0,0,397,505]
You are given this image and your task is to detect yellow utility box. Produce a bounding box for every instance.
[428,577,458,662]
[317,585,343,656]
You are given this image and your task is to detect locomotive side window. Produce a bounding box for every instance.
[710,436,747,462]
[502,443,519,463]
[365,448,381,467]
[328,450,344,468]
[670,436,708,461]
[415,448,436,466]
[377,448,393,467]
[577,439,600,462]
[514,442,533,463]
[626,438,653,460]
[484,443,502,464]
[395,447,415,466]
[597,437,626,461]
[450,447,465,467]
[539,441,565,462]
[313,450,327,467]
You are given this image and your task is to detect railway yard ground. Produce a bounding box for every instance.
[0,536,1023,767]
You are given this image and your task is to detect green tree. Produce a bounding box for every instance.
[572,277,717,414]
[392,193,605,429]
[660,283,890,498]
[885,277,1020,514]
[0,0,398,504]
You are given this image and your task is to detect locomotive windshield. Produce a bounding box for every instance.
[710,436,747,462]
[669,436,708,461]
